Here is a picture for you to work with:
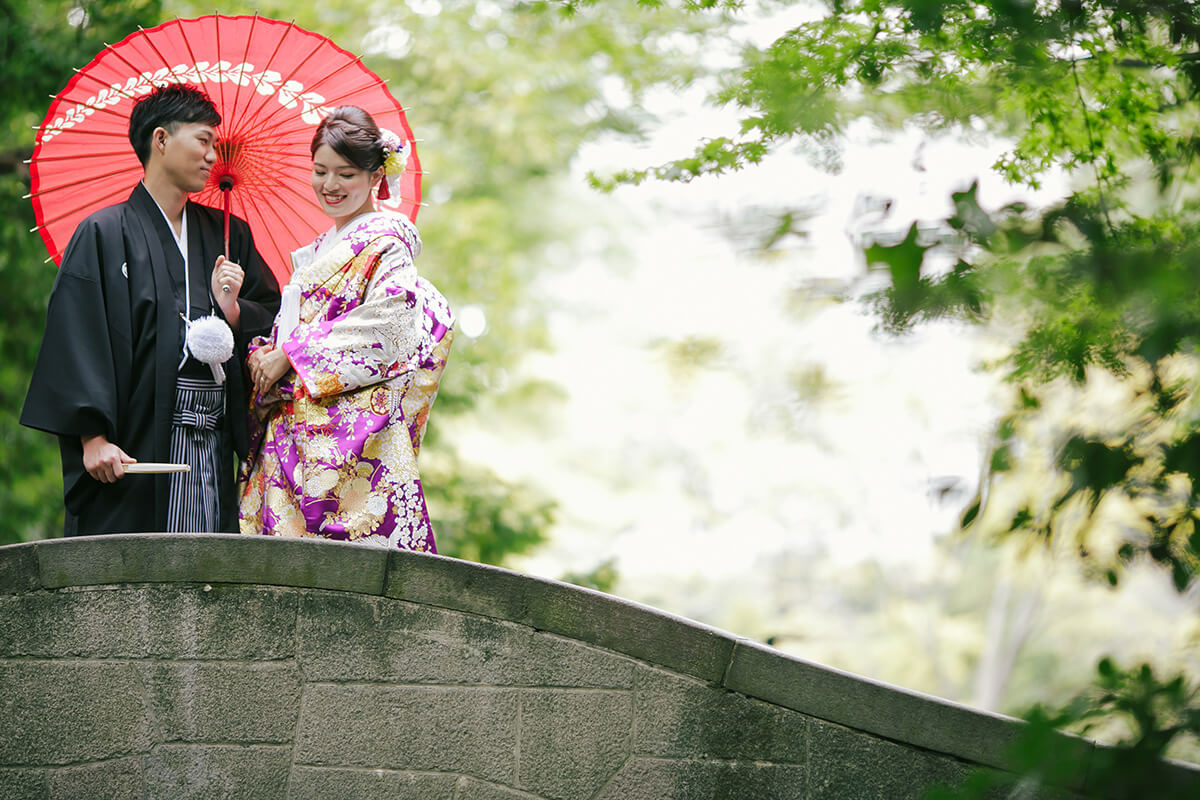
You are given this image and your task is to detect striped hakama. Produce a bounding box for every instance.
[167,375,231,532]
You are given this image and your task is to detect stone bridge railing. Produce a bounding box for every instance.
[1,533,1196,799]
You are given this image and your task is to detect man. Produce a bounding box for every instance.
[21,84,280,535]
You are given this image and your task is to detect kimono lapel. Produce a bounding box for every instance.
[293,214,390,313]
[125,184,183,502]
[187,202,217,316]
[296,226,349,285]
[292,228,358,323]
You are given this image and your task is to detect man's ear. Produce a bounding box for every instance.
[153,126,169,154]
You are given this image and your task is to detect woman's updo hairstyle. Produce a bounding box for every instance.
[310,106,385,173]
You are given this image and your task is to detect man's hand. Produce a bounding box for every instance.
[212,255,243,330]
[82,434,135,483]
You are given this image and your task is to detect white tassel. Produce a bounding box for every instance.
[185,315,235,384]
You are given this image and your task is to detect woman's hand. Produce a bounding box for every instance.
[248,345,291,393]
[212,255,244,330]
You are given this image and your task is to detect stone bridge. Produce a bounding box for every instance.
[0,534,1196,799]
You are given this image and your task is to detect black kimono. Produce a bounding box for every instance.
[21,183,281,535]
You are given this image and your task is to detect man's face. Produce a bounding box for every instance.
[156,121,217,194]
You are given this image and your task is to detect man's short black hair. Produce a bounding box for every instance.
[128,84,221,166]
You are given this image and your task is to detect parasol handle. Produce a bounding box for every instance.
[219,175,234,260]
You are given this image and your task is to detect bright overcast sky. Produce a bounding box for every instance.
[449,2,1073,589]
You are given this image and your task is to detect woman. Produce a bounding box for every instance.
[239,106,453,551]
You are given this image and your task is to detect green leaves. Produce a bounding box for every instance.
[926,658,1200,799]
[865,222,924,293]
[552,0,1200,786]
[865,218,988,334]
[0,0,171,544]
[1056,434,1137,506]
[588,137,771,190]
[587,0,1200,192]
[422,452,555,567]
[948,181,997,240]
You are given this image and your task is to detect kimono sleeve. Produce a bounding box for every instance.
[20,216,125,441]
[282,238,425,399]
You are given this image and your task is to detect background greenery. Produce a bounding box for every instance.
[587,0,1200,793]
[3,0,1200,794]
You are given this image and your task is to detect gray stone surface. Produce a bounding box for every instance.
[295,685,520,783]
[634,665,808,762]
[593,757,807,800]
[36,533,387,594]
[724,638,1081,777]
[0,535,1196,799]
[143,744,291,800]
[0,585,297,661]
[287,767,458,800]
[0,768,46,798]
[0,661,151,765]
[298,591,636,688]
[48,757,144,800]
[385,549,737,682]
[0,542,40,595]
[140,661,302,743]
[453,777,548,799]
[809,718,975,799]
[517,690,632,800]
[386,549,533,621]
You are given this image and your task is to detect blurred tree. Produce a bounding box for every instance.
[0,0,165,543]
[569,0,1200,782]
[924,659,1200,799]
[585,0,1200,578]
[560,556,619,592]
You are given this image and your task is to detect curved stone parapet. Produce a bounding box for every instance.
[0,534,1196,799]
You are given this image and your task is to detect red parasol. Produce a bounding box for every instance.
[28,14,421,285]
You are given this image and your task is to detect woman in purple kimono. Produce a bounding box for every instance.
[238,106,453,550]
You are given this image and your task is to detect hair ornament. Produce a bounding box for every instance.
[377,128,409,201]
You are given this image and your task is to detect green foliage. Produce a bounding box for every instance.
[0,177,62,542]
[0,0,165,543]
[421,451,554,566]
[925,659,1200,799]
[864,219,986,333]
[594,1,1200,189]
[578,0,1200,782]
[560,556,619,592]
[938,198,1200,591]
[854,177,1200,597]
[0,0,162,130]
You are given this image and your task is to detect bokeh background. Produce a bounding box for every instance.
[2,0,1198,767]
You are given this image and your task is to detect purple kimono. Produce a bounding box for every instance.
[238,211,453,550]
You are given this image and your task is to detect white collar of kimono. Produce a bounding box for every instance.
[144,184,213,371]
[145,183,189,267]
[315,211,388,259]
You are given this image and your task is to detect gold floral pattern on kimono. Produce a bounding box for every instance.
[238,212,452,550]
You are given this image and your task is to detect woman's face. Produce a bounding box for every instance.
[311,143,381,227]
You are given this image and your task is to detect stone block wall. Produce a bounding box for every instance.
[0,534,1196,799]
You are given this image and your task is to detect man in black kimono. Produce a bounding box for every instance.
[21,85,280,535]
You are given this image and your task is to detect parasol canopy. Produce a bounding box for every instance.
[28,14,421,284]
